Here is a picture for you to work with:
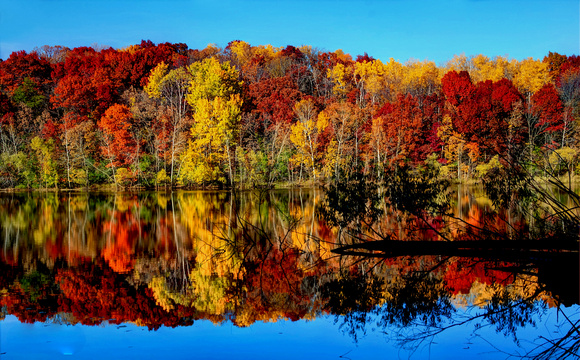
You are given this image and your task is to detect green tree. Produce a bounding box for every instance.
[30,136,58,189]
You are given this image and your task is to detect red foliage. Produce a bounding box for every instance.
[280,45,304,60]
[560,55,580,75]
[56,264,197,329]
[0,50,52,95]
[443,258,514,295]
[441,71,475,107]
[442,71,523,156]
[355,52,375,63]
[243,248,311,321]
[531,83,564,133]
[374,94,426,165]
[249,74,302,130]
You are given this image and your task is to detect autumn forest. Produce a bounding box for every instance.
[0,40,579,189]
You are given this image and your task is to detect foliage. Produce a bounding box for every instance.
[0,41,577,189]
[180,57,242,186]
[30,136,58,188]
[476,154,502,178]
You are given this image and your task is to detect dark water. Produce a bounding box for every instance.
[0,188,578,359]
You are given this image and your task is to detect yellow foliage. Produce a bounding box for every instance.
[290,99,324,179]
[403,59,441,94]
[471,54,510,83]
[186,57,242,104]
[548,146,578,173]
[511,57,551,96]
[70,168,87,186]
[180,94,242,185]
[383,58,408,99]
[334,49,352,63]
[176,192,243,278]
[180,58,243,185]
[250,44,279,62]
[144,62,169,99]
[149,276,195,311]
[446,54,513,84]
[155,169,170,186]
[229,40,252,67]
[115,167,133,187]
[33,193,58,245]
[327,62,353,97]
[189,268,232,315]
[118,44,140,54]
[355,59,389,103]
[476,155,502,178]
[445,53,475,73]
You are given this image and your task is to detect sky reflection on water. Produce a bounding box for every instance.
[2,303,579,360]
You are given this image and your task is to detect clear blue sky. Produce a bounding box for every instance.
[0,0,578,65]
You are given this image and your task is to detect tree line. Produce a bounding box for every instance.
[0,40,578,189]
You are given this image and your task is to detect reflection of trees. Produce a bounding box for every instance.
[381,272,454,329]
[526,315,580,360]
[56,262,199,329]
[322,270,385,342]
[318,259,565,359]
[0,183,576,358]
[320,162,579,358]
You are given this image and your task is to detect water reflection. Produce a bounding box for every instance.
[0,189,578,358]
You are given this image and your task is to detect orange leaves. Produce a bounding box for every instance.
[98,104,136,168]
[102,209,140,273]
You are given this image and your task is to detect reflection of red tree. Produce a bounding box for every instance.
[444,258,514,294]
[243,248,318,322]
[45,240,89,266]
[102,210,142,273]
[2,285,58,323]
[0,273,59,324]
[56,263,198,329]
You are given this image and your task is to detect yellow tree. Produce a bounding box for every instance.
[470,55,511,83]
[445,54,476,73]
[328,62,354,99]
[403,59,441,97]
[383,58,408,101]
[437,115,468,179]
[446,54,513,84]
[354,59,388,105]
[228,40,253,68]
[180,57,242,186]
[290,99,325,181]
[511,58,552,100]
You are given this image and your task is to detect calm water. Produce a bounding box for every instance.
[0,188,578,359]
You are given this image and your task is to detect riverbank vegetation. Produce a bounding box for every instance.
[0,41,578,189]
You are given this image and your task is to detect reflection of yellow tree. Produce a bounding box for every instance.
[177,192,242,278]
[453,274,549,308]
[189,267,233,316]
[33,193,59,245]
[149,275,194,311]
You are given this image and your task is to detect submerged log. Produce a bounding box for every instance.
[332,238,579,262]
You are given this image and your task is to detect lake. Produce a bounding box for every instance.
[0,188,578,359]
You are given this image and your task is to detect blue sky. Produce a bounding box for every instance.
[0,0,578,65]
